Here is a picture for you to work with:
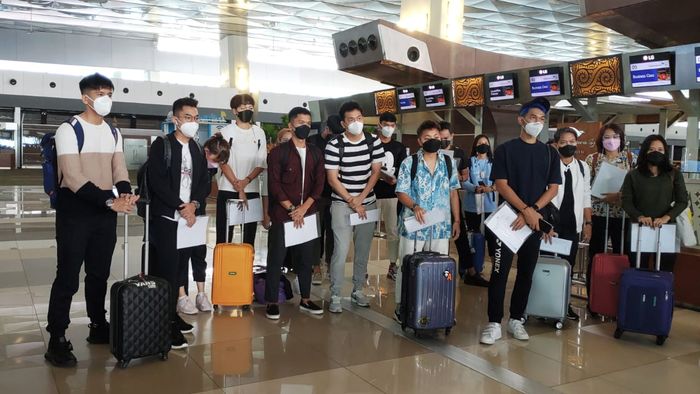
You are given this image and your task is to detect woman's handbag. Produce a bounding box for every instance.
[676,207,697,247]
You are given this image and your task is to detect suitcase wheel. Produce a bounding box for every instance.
[213,304,219,310]
[614,327,624,339]
[242,305,251,311]
[401,323,407,332]
[555,321,563,330]
[656,335,667,346]
[118,359,130,369]
[160,352,169,361]
[445,327,452,336]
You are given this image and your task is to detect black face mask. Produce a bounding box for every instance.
[440,140,451,149]
[423,139,441,153]
[476,144,490,154]
[558,145,577,158]
[647,151,667,166]
[237,110,254,123]
[294,125,311,140]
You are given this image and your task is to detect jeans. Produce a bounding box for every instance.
[329,202,376,297]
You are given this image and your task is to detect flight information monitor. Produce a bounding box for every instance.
[422,84,447,108]
[629,51,675,88]
[529,67,564,97]
[488,73,517,101]
[397,88,418,111]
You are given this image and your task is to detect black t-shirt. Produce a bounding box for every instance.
[491,138,562,206]
[453,147,469,173]
[375,139,408,199]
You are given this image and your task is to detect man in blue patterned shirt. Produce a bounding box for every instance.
[393,120,461,319]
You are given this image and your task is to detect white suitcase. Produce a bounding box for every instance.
[524,256,571,330]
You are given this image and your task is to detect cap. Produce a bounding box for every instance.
[326,114,344,135]
[519,98,551,117]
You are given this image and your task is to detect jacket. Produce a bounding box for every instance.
[551,159,592,233]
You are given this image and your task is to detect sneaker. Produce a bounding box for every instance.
[480,323,502,345]
[44,336,77,367]
[387,264,397,281]
[170,326,188,350]
[86,321,110,344]
[299,300,324,315]
[351,290,370,307]
[266,304,280,320]
[177,296,198,315]
[586,304,599,319]
[329,295,343,313]
[195,292,213,312]
[463,273,490,287]
[507,318,530,341]
[311,270,323,286]
[176,316,194,334]
[567,305,580,321]
[394,305,402,323]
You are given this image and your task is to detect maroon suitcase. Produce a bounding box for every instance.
[589,205,629,317]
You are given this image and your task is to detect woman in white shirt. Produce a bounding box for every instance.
[215,94,268,246]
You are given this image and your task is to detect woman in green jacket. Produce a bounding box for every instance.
[621,134,688,272]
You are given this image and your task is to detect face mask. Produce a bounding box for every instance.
[476,144,490,154]
[207,161,219,169]
[236,110,254,123]
[441,140,452,149]
[294,125,311,140]
[381,126,395,138]
[179,121,199,138]
[86,95,112,117]
[647,151,667,166]
[558,145,577,158]
[603,137,621,152]
[524,121,544,137]
[347,121,364,135]
[423,138,441,153]
[280,138,291,144]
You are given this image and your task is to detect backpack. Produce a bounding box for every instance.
[40,116,118,209]
[332,132,375,168]
[135,136,172,218]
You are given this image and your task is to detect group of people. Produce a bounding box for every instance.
[44,73,688,367]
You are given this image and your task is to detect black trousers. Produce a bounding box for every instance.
[487,233,541,323]
[454,200,471,274]
[587,215,631,294]
[216,191,259,245]
[180,244,207,295]
[150,217,191,321]
[265,222,316,302]
[47,209,117,337]
[315,197,334,266]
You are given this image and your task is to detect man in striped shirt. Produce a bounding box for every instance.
[325,101,385,313]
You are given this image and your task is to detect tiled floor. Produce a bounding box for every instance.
[1,185,700,394]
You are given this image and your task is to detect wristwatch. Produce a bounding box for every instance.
[287,205,296,212]
[411,203,420,211]
[584,221,592,226]
[532,203,540,211]
[191,200,200,210]
[105,198,114,209]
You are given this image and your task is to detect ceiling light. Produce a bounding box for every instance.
[606,95,651,103]
[635,91,673,101]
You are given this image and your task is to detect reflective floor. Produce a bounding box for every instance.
[1,185,700,393]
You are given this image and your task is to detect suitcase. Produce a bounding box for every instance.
[110,210,171,368]
[615,226,674,345]
[212,199,254,308]
[468,232,485,273]
[524,255,571,330]
[399,235,456,337]
[589,204,629,317]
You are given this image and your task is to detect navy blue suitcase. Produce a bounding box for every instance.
[615,226,674,345]
[468,232,485,273]
[400,251,456,337]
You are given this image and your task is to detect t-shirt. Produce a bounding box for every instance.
[324,134,385,206]
[297,146,307,196]
[491,138,562,206]
[454,147,469,173]
[218,122,267,194]
[374,139,407,199]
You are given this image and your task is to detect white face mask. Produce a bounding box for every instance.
[347,121,364,135]
[524,121,544,137]
[381,126,395,138]
[179,121,199,138]
[86,95,112,117]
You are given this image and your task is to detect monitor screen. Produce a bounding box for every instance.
[629,51,675,88]
[529,67,564,97]
[695,47,700,83]
[422,84,447,108]
[397,88,418,111]
[488,73,517,101]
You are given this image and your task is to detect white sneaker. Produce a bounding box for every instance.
[507,318,530,341]
[329,295,343,313]
[195,292,213,312]
[177,296,198,315]
[351,290,370,307]
[480,323,502,345]
[311,271,323,285]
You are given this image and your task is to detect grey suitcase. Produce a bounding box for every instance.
[524,256,571,330]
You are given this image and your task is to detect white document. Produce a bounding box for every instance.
[484,203,533,253]
[403,209,449,233]
[227,198,263,225]
[591,162,628,198]
[284,214,320,247]
[630,224,679,253]
[177,216,209,249]
[349,209,380,226]
[540,237,573,256]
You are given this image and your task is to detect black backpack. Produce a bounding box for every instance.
[399,153,453,213]
[135,137,171,218]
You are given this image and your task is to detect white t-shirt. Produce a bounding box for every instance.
[297,147,307,196]
[163,139,192,221]
[218,122,267,194]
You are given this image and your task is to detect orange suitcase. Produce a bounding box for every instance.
[212,242,254,307]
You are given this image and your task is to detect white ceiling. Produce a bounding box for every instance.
[0,0,647,61]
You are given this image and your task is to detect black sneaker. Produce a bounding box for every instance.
[394,307,402,324]
[170,326,188,350]
[44,336,77,367]
[567,305,580,321]
[86,321,110,344]
[299,300,324,315]
[464,273,490,287]
[586,304,599,319]
[266,304,280,320]
[176,316,194,334]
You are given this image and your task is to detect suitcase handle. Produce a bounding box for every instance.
[603,203,626,255]
[412,224,435,253]
[634,225,663,271]
[226,198,247,243]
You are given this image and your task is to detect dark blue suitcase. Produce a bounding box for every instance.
[469,232,485,273]
[400,251,456,337]
[615,226,674,345]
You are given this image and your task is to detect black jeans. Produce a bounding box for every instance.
[454,200,471,274]
[216,191,259,245]
[315,197,334,266]
[265,222,316,302]
[180,244,207,295]
[47,210,117,338]
[488,233,541,323]
[150,216,191,321]
[587,215,631,294]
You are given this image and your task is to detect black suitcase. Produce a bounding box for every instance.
[110,206,170,368]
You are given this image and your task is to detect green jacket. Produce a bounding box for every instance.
[621,168,688,222]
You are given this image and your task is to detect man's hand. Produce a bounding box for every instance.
[237,192,249,210]
[452,221,461,240]
[639,216,654,227]
[414,206,426,225]
[583,224,592,242]
[354,204,367,220]
[262,214,271,230]
[289,205,308,223]
[347,195,363,210]
[110,196,133,213]
[601,192,621,206]
[119,193,140,205]
[522,208,543,231]
[541,229,555,243]
[475,186,485,194]
[234,177,250,192]
[511,213,527,231]
[179,202,196,220]
[653,215,671,228]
